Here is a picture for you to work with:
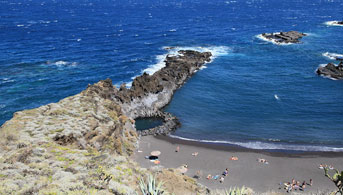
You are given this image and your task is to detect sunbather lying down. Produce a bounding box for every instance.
[257,158,269,164]
[192,152,198,156]
[318,164,334,170]
[230,156,238,160]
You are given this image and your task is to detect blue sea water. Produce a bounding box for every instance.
[0,0,342,151]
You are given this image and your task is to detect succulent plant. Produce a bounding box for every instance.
[138,174,165,195]
[225,186,248,195]
[324,167,343,194]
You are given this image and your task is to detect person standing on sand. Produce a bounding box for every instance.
[219,176,224,183]
[175,146,180,152]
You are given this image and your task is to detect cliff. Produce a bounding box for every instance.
[0,50,212,194]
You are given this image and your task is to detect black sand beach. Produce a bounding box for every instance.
[134,135,343,193]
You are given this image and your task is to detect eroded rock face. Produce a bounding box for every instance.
[317,62,343,80]
[115,50,212,104]
[115,50,212,135]
[262,31,307,44]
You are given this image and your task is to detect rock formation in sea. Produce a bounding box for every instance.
[316,59,343,80]
[261,31,307,44]
[0,50,212,194]
[115,50,212,135]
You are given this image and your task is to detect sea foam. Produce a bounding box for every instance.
[140,46,230,76]
[322,52,343,60]
[325,21,343,27]
[169,135,343,152]
[46,61,78,67]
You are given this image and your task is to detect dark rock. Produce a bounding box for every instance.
[262,31,307,44]
[316,61,343,80]
[337,21,343,25]
[86,50,212,136]
[115,50,212,104]
[53,134,77,145]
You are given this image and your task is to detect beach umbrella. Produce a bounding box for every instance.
[150,150,161,156]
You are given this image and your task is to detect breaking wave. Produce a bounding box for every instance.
[169,135,343,152]
[322,52,343,60]
[142,46,230,75]
[325,21,343,27]
[46,61,78,67]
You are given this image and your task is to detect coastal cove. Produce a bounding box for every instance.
[0,0,343,193]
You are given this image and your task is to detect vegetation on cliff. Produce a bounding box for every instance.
[0,79,206,194]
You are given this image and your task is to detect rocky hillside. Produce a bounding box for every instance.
[0,50,212,195]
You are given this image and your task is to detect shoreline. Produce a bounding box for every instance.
[134,135,343,193]
[156,135,343,157]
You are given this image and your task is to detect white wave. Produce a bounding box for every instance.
[16,24,24,27]
[199,65,207,70]
[168,135,343,152]
[256,33,293,45]
[47,61,78,67]
[322,52,343,60]
[274,94,280,100]
[1,78,15,84]
[325,21,343,27]
[169,29,177,32]
[142,46,230,75]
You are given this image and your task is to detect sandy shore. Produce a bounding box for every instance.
[133,135,343,194]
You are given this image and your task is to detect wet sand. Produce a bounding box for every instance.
[134,135,343,194]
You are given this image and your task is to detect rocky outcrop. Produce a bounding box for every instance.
[262,31,307,44]
[317,61,343,80]
[115,50,212,135]
[338,21,343,25]
[0,50,213,194]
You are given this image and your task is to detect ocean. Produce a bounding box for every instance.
[0,0,342,151]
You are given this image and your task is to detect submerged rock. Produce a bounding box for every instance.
[261,31,307,44]
[316,61,343,80]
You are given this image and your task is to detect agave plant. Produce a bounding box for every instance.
[225,186,248,195]
[324,167,343,195]
[138,174,166,195]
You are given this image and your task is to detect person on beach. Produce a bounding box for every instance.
[309,179,312,186]
[207,174,212,180]
[230,156,238,160]
[194,170,202,179]
[192,152,198,156]
[285,182,292,193]
[301,181,306,191]
[175,146,180,152]
[223,168,229,176]
[219,176,224,183]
